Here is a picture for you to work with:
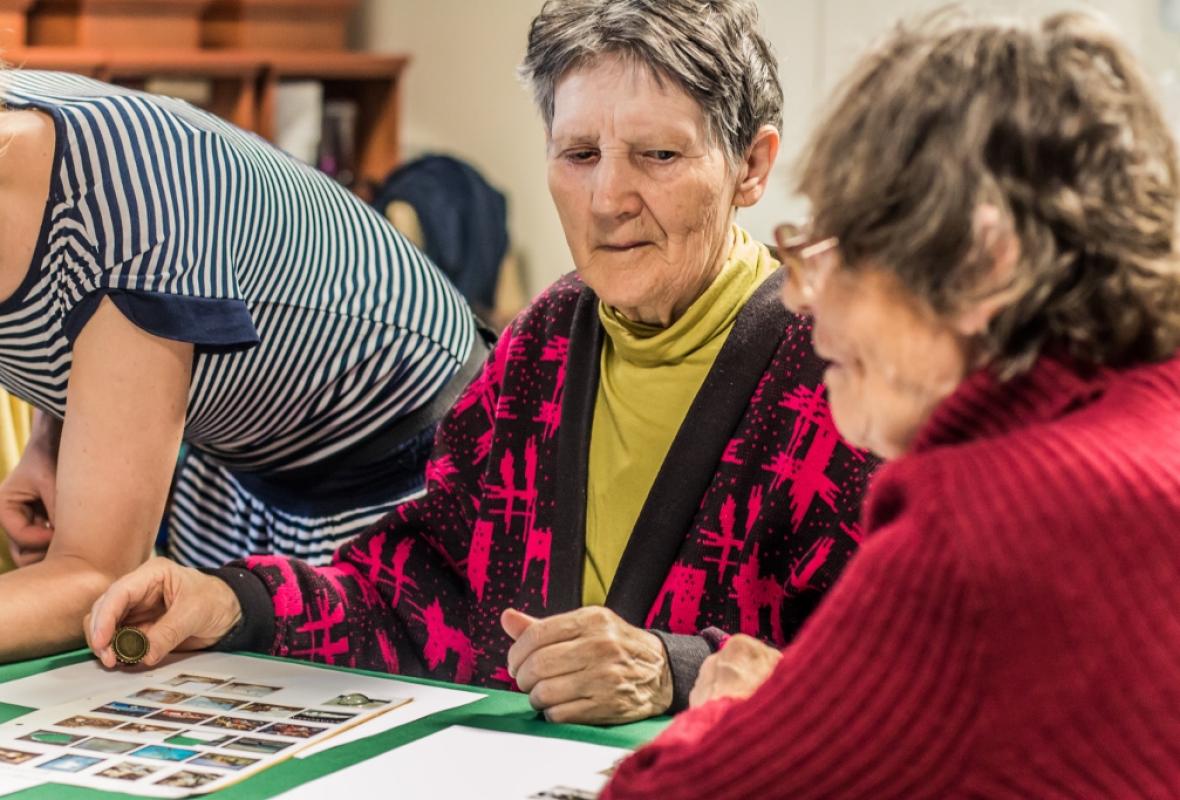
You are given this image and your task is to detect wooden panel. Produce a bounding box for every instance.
[0,0,34,49]
[102,50,261,130]
[2,45,407,200]
[266,51,408,80]
[257,52,407,190]
[202,0,358,50]
[99,48,261,77]
[4,46,105,76]
[29,0,211,48]
[350,77,400,191]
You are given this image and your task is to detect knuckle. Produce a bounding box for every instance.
[514,667,536,692]
[590,606,614,627]
[530,683,553,709]
[733,634,760,653]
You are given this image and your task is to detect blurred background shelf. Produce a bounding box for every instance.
[203,0,360,50]
[0,0,403,196]
[28,0,210,48]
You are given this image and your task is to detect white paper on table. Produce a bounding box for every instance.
[0,655,151,708]
[0,653,478,712]
[274,725,630,800]
[0,652,483,761]
[0,772,41,796]
[293,679,483,759]
[0,653,484,798]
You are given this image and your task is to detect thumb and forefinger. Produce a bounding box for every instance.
[87,562,175,668]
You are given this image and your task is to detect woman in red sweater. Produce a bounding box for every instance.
[604,11,1180,800]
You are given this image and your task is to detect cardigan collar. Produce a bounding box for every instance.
[911,356,1110,454]
[547,268,794,623]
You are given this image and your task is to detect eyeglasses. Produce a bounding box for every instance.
[773,222,841,301]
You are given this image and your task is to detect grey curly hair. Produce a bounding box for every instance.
[797,10,1180,377]
[519,0,783,165]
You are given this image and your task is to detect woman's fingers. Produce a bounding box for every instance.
[88,559,171,665]
[2,505,54,567]
[88,559,242,668]
[135,608,197,667]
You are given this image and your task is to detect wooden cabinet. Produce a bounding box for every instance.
[28,0,210,48]
[258,52,407,194]
[203,0,360,50]
[4,0,404,195]
[4,46,407,194]
[0,0,36,50]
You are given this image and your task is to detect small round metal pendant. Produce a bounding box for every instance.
[333,693,372,707]
[112,626,149,665]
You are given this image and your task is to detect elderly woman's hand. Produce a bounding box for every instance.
[85,557,242,668]
[688,634,782,708]
[502,607,672,724]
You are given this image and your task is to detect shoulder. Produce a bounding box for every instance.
[504,272,591,339]
[869,365,1180,548]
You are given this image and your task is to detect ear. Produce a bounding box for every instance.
[952,204,1022,337]
[733,125,781,209]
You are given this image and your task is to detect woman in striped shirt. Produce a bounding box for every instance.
[0,71,480,659]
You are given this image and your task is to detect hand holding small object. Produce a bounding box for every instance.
[84,557,243,668]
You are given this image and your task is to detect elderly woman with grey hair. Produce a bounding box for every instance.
[84,0,875,725]
[604,11,1180,798]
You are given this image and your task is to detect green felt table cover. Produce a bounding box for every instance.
[0,650,669,799]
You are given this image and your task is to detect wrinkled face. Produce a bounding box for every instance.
[546,56,737,326]
[782,262,973,459]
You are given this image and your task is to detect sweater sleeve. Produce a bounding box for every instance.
[602,507,986,800]
[214,325,515,680]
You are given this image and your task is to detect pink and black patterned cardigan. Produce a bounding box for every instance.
[215,270,878,709]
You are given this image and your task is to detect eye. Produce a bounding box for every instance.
[645,150,679,162]
[563,148,599,164]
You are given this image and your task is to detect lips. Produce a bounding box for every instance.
[599,241,650,251]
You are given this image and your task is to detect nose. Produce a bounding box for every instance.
[590,153,643,221]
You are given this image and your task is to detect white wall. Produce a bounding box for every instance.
[358,0,1180,292]
[353,0,565,296]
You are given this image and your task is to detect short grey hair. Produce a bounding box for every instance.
[520,0,783,164]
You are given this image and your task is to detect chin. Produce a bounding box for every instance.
[580,269,657,311]
[833,414,874,455]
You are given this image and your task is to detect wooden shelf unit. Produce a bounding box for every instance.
[3,47,408,189]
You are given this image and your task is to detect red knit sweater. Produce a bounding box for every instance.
[603,355,1180,799]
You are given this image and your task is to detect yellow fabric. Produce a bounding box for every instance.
[582,227,777,606]
[0,391,32,573]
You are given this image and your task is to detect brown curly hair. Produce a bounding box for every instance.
[796,10,1180,377]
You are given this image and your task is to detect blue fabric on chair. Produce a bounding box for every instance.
[373,155,509,314]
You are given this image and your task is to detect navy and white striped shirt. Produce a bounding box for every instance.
[0,71,475,477]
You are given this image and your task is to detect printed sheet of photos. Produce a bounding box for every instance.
[0,670,409,797]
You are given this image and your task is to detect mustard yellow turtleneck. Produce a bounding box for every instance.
[582,226,778,606]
